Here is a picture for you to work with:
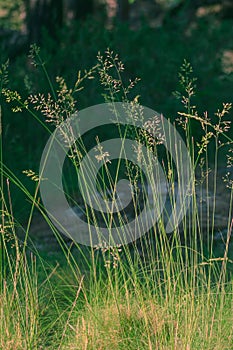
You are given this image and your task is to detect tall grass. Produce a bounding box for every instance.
[0,47,233,349]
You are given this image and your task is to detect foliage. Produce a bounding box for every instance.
[0,0,24,30]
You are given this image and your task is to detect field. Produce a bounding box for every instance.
[1,7,233,349]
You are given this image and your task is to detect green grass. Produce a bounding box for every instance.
[1,35,233,349]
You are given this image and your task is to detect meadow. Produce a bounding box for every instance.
[0,12,233,349]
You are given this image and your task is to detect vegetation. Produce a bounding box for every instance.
[0,1,233,349]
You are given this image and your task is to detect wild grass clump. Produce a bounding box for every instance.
[0,47,233,349]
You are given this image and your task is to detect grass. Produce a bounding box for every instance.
[0,46,233,349]
[2,13,233,224]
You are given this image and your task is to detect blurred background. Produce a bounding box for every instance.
[0,0,233,219]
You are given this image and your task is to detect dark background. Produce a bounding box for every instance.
[0,0,233,219]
